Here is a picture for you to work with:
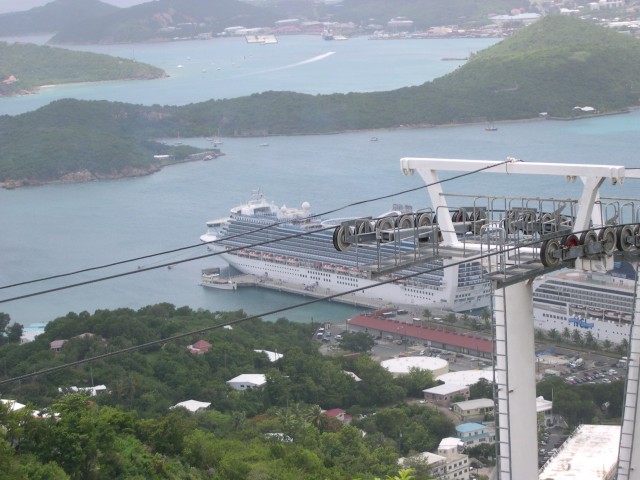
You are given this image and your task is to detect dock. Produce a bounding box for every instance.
[200,270,401,310]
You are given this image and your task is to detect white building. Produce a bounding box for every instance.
[539,424,620,479]
[536,395,558,427]
[455,422,496,447]
[436,369,493,386]
[400,441,470,480]
[171,400,211,413]
[452,398,495,421]
[254,350,283,362]
[423,383,470,406]
[381,356,448,377]
[226,373,267,390]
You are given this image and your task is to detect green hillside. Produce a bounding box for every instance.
[49,0,280,44]
[0,0,118,36]
[3,0,525,44]
[0,41,166,98]
[2,16,640,187]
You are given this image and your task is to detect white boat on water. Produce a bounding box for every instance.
[200,192,491,312]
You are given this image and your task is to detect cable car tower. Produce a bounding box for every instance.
[331,157,640,480]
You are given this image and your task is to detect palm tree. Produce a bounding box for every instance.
[562,327,571,343]
[304,404,327,431]
[571,329,583,346]
[386,469,415,480]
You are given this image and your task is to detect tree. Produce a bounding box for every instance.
[469,378,494,400]
[304,404,328,432]
[339,332,374,353]
[395,368,436,398]
[602,339,612,352]
[571,329,583,346]
[561,327,571,343]
[22,394,117,479]
[422,310,432,321]
[0,313,10,344]
[6,323,23,344]
[584,331,597,349]
[616,338,629,356]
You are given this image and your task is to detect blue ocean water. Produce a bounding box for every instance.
[0,35,496,115]
[1,36,639,327]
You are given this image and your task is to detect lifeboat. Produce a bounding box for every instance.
[604,310,620,321]
[275,255,286,263]
[587,307,603,316]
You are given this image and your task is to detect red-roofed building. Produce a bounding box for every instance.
[323,408,352,424]
[347,314,494,357]
[188,340,212,355]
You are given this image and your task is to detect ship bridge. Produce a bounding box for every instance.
[330,157,640,480]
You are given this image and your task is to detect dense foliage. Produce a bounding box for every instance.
[2,16,639,187]
[0,0,117,37]
[0,305,449,478]
[0,41,165,98]
[50,0,280,44]
[536,376,625,427]
[0,99,206,186]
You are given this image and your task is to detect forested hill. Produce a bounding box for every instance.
[3,0,524,44]
[0,0,118,36]
[2,16,640,187]
[0,41,166,98]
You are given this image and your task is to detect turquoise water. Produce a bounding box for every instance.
[0,35,497,115]
[1,37,639,326]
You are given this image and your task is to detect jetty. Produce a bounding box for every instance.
[200,270,397,310]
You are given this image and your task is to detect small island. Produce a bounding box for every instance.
[0,41,166,98]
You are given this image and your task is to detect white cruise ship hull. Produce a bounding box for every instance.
[220,250,491,312]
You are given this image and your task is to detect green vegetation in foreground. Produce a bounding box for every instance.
[0,305,445,479]
[2,16,640,186]
[0,305,626,477]
[0,41,166,98]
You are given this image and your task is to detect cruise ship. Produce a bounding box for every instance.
[200,192,491,312]
[533,261,636,344]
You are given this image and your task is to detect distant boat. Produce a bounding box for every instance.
[259,143,269,147]
[485,123,498,131]
[370,137,378,142]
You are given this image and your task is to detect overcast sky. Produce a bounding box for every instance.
[0,0,147,14]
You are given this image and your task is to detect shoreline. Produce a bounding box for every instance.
[0,108,633,190]
[0,150,222,190]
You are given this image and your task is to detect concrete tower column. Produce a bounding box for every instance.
[493,281,538,480]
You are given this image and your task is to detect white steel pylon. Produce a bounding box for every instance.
[398,157,631,480]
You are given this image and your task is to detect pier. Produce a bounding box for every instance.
[201,270,400,310]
